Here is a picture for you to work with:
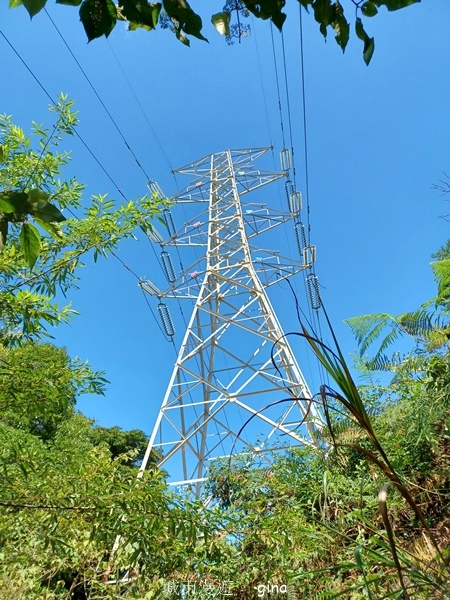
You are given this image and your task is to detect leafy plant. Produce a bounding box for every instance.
[0,96,163,344]
[11,0,422,64]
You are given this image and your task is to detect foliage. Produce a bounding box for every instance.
[11,0,422,64]
[0,344,170,598]
[432,238,450,262]
[0,413,215,600]
[346,307,449,374]
[89,424,161,465]
[0,95,162,345]
[0,342,107,441]
[431,258,450,307]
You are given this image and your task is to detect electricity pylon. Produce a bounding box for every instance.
[140,148,323,495]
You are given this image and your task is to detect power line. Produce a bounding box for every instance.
[44,9,151,184]
[267,16,328,391]
[280,29,296,186]
[106,39,178,187]
[270,22,286,150]
[298,5,311,244]
[0,29,128,202]
[295,8,329,386]
[251,15,274,150]
[141,284,171,341]
[24,124,57,190]
[41,13,191,348]
[64,206,171,342]
[0,33,166,339]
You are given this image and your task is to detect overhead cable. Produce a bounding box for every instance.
[106,40,178,186]
[251,15,274,151]
[281,29,296,186]
[0,30,127,201]
[298,6,311,243]
[270,22,286,150]
[44,9,151,183]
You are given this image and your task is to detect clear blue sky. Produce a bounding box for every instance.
[0,1,448,439]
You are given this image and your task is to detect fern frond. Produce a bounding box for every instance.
[347,306,449,370]
[345,313,394,356]
[373,328,402,359]
[397,309,434,338]
[362,353,397,373]
[431,259,450,306]
[390,354,428,384]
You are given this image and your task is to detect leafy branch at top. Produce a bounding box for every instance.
[12,0,422,64]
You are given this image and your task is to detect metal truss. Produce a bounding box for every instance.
[140,148,323,495]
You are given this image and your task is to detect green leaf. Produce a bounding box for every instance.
[332,2,349,51]
[9,0,23,7]
[211,12,231,36]
[121,0,161,30]
[363,35,375,65]
[56,0,82,5]
[312,0,334,38]
[0,196,17,214]
[0,145,4,163]
[79,0,117,41]
[27,188,50,206]
[0,191,31,217]
[22,0,46,17]
[163,0,207,42]
[333,13,349,50]
[19,223,41,269]
[30,200,66,223]
[355,17,375,65]
[34,218,64,240]
[361,1,378,16]
[243,0,286,31]
[176,29,190,46]
[182,10,207,41]
[0,218,8,252]
[373,0,419,11]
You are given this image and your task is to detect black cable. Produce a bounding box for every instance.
[281,29,296,185]
[280,273,329,389]
[269,23,320,389]
[45,9,151,183]
[66,212,173,343]
[106,40,179,188]
[147,236,170,279]
[298,5,311,243]
[288,9,329,381]
[270,23,286,150]
[0,30,128,202]
[110,249,142,281]
[251,16,274,149]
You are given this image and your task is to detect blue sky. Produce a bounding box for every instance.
[1,1,449,441]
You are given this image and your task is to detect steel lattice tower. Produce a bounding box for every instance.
[139,148,323,494]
